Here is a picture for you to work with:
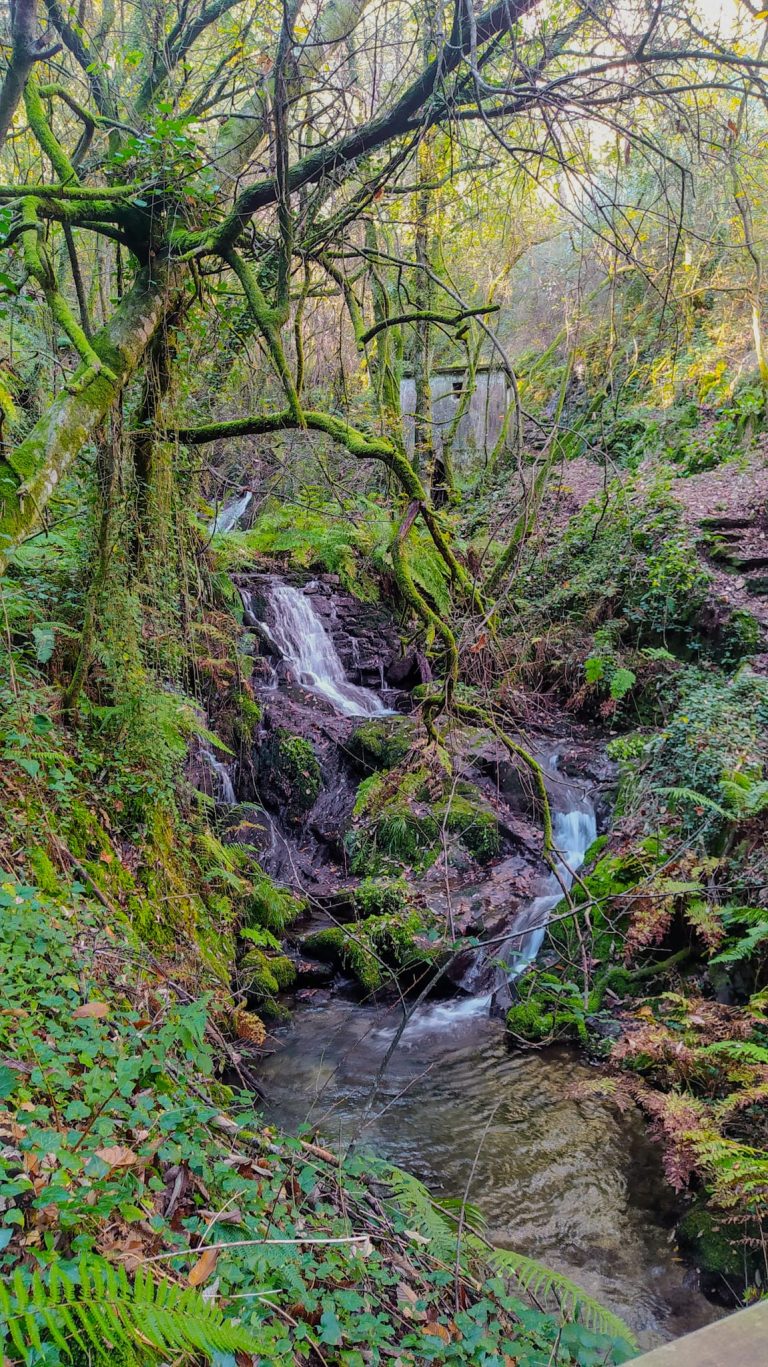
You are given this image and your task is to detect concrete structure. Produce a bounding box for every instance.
[630,1300,767,1365]
[400,366,510,470]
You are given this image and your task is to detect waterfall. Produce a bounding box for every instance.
[499,802,597,980]
[399,768,597,1035]
[201,747,237,804]
[266,583,388,717]
[209,491,252,535]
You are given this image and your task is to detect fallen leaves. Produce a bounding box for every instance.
[95,1145,139,1170]
[187,1246,220,1286]
[72,1001,110,1019]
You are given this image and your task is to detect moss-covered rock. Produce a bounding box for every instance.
[348,715,417,772]
[434,788,500,863]
[354,876,409,918]
[506,999,556,1042]
[678,1204,752,1278]
[303,910,437,995]
[349,769,500,875]
[241,947,297,1017]
[257,728,322,821]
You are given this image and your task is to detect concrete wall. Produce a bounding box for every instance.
[400,370,510,469]
[629,1301,766,1366]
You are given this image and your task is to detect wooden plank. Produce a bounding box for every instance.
[630,1302,768,1366]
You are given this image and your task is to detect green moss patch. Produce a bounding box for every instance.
[303,910,437,995]
[256,728,322,821]
[348,715,417,771]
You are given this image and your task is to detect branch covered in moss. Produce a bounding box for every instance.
[221,248,301,419]
[360,303,499,346]
[20,198,115,393]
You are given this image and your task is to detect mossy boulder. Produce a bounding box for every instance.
[354,876,409,918]
[678,1204,753,1279]
[506,974,589,1044]
[256,728,322,822]
[506,999,556,1042]
[434,787,500,864]
[303,910,437,995]
[241,947,297,1017]
[348,716,417,772]
[348,769,500,874]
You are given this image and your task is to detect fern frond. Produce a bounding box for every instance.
[0,1256,263,1364]
[487,1248,636,1347]
[699,1040,768,1066]
[385,1164,637,1351]
[659,786,730,818]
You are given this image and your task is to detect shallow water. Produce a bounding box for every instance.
[259,998,722,1351]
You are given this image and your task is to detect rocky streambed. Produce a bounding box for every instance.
[199,571,723,1350]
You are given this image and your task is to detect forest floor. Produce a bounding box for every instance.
[540,447,768,652]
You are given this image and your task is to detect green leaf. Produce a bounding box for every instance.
[609,668,636,700]
[0,1066,19,1100]
[32,625,55,664]
[319,1309,343,1346]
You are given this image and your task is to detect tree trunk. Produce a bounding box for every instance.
[0,260,185,568]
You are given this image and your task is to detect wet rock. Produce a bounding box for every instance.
[585,1013,623,1040]
[387,648,432,687]
[255,729,322,824]
[292,957,335,986]
[275,660,296,684]
[295,987,334,1005]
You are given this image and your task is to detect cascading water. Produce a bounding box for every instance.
[376,762,597,1034]
[250,600,720,1345]
[498,799,597,981]
[267,583,389,717]
[200,746,236,804]
[209,490,253,535]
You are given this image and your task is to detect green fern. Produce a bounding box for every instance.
[659,786,730,819]
[712,906,768,965]
[487,1248,637,1346]
[0,1257,263,1363]
[699,1040,768,1066]
[719,771,768,817]
[385,1165,637,1351]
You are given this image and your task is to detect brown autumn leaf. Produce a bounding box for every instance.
[73,1002,110,1019]
[396,1283,426,1321]
[95,1145,139,1169]
[425,1321,452,1343]
[188,1247,220,1286]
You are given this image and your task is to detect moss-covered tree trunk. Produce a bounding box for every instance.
[0,261,186,569]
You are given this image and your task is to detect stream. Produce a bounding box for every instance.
[237,577,722,1351]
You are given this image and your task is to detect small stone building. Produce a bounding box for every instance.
[400,366,511,472]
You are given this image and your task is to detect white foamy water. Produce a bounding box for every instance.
[209,490,252,535]
[268,583,389,717]
[201,746,236,804]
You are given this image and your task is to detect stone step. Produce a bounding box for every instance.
[746,574,768,595]
[728,553,768,571]
[699,514,757,531]
[630,1299,767,1366]
[710,548,768,571]
[704,527,745,542]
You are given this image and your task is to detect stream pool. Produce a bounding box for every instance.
[258,996,723,1353]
